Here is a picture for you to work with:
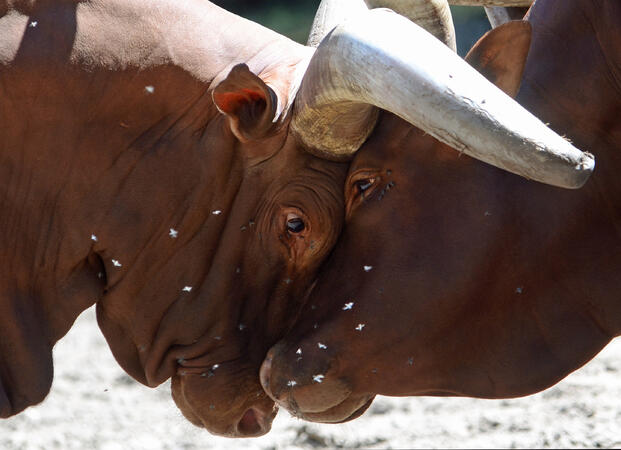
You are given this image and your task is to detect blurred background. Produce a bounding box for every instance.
[211,0,491,56]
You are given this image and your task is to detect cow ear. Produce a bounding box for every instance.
[465,21,532,98]
[213,64,280,142]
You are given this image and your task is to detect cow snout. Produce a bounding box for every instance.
[171,371,277,438]
[260,351,347,413]
[260,342,373,423]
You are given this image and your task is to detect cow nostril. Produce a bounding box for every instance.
[237,408,263,437]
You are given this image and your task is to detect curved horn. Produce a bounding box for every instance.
[292,8,594,188]
[366,0,456,51]
[307,0,369,48]
[484,6,529,27]
[308,0,456,51]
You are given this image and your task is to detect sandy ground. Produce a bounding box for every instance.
[2,306,620,449]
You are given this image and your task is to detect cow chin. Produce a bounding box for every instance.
[289,393,374,424]
[170,372,278,438]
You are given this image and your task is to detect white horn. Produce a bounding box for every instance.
[307,0,368,48]
[365,0,456,51]
[309,0,456,51]
[292,8,594,189]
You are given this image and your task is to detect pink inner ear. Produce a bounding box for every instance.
[213,88,266,115]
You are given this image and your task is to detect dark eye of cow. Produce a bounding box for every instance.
[286,215,305,233]
[355,178,375,195]
[345,173,381,219]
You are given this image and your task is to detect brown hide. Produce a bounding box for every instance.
[0,0,347,437]
[261,0,621,423]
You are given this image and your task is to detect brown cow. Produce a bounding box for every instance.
[0,0,592,437]
[260,0,621,424]
[0,0,346,437]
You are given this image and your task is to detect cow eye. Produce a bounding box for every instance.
[355,178,375,195]
[346,173,381,219]
[286,214,305,233]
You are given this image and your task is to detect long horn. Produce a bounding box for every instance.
[308,0,456,51]
[484,6,529,27]
[307,0,368,48]
[292,8,594,188]
[365,0,455,50]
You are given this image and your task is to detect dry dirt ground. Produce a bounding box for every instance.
[2,307,620,449]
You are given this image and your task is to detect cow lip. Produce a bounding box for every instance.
[295,395,375,423]
[170,374,205,429]
[334,397,374,422]
[174,355,240,375]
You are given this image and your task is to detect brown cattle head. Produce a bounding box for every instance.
[146,62,349,436]
[260,1,607,424]
[90,61,350,436]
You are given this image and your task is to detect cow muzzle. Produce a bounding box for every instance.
[171,371,278,437]
[259,342,374,423]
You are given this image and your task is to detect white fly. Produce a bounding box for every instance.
[312,374,325,383]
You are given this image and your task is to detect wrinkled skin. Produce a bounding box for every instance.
[0,0,347,436]
[261,0,621,422]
